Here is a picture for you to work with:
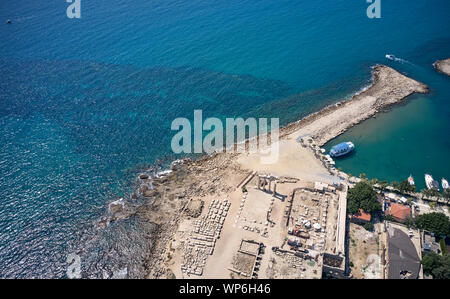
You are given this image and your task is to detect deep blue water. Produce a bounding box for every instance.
[0,0,449,278]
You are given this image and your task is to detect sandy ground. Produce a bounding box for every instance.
[237,139,332,182]
[434,58,450,76]
[137,65,428,278]
[348,223,381,279]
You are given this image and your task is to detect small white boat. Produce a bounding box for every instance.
[408,175,415,186]
[442,178,449,190]
[385,54,395,61]
[425,174,439,190]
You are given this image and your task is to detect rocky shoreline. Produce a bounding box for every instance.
[434,58,450,76]
[130,65,428,278]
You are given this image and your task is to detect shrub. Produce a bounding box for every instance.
[378,181,388,191]
[363,222,374,232]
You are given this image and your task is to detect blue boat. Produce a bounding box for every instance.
[330,142,355,157]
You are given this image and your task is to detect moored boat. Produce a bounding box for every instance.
[442,178,449,190]
[425,174,439,190]
[408,175,415,186]
[329,142,355,157]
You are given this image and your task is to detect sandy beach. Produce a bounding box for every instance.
[137,65,428,279]
[434,58,450,76]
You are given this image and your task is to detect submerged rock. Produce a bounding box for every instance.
[139,174,149,180]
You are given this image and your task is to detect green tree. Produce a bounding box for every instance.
[347,181,381,215]
[383,214,395,222]
[422,188,441,199]
[422,252,450,279]
[422,252,441,276]
[399,180,416,193]
[378,180,388,191]
[440,238,448,255]
[391,181,400,190]
[415,212,450,237]
[403,217,415,229]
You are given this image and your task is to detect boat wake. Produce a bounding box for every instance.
[385,54,413,64]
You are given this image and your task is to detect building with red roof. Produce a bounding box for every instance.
[387,203,411,222]
[351,209,371,224]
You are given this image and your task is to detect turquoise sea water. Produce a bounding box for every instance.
[324,38,450,191]
[0,0,449,277]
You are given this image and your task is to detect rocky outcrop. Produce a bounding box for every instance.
[434,58,450,76]
[139,174,149,180]
[109,199,125,216]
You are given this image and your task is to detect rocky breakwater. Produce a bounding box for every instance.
[281,65,429,146]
